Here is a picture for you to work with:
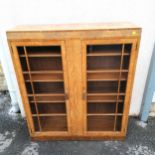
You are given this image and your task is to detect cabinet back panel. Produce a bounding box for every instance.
[28,57,62,71]
[87,44,122,54]
[40,116,67,131]
[30,103,66,114]
[26,46,61,55]
[87,102,123,114]
[87,95,125,101]
[32,116,68,132]
[87,116,122,131]
[34,82,64,93]
[87,116,115,131]
[87,56,130,70]
[87,81,127,93]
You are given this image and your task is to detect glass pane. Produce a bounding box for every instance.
[86,43,132,132]
[17,45,68,132]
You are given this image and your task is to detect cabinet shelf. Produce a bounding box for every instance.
[28,93,65,97]
[20,52,61,58]
[87,100,124,103]
[30,100,65,103]
[87,93,125,96]
[32,114,66,117]
[88,71,127,82]
[87,113,123,116]
[26,79,63,82]
[88,78,126,82]
[87,53,129,57]
[23,71,63,74]
[28,95,65,103]
[87,70,128,73]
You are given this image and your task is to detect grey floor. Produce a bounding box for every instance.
[0,93,155,155]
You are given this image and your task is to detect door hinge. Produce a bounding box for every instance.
[65,93,69,100]
[136,43,138,50]
[82,92,87,100]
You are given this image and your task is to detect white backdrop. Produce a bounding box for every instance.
[0,0,155,116]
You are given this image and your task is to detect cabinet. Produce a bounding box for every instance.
[7,23,141,140]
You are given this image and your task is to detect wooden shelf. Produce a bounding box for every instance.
[24,72,64,82]
[87,93,125,96]
[23,71,63,74]
[87,70,128,73]
[88,78,126,82]
[87,94,125,104]
[28,93,65,97]
[20,52,61,57]
[88,71,127,82]
[26,79,63,82]
[32,114,66,117]
[87,53,129,57]
[28,95,65,103]
[87,113,123,116]
[30,101,65,103]
[87,100,124,103]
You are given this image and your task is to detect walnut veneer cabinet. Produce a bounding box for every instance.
[7,22,141,140]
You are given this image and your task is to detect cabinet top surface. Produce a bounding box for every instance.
[7,22,140,32]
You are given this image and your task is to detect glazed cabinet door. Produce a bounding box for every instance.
[11,41,71,136]
[82,38,137,137]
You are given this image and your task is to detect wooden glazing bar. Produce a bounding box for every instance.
[24,46,42,131]
[114,44,125,131]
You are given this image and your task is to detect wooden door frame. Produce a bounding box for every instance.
[9,40,71,136]
[81,37,138,137]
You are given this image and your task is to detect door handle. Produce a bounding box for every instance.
[82,91,87,100]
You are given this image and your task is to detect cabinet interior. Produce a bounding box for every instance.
[17,43,132,133]
[86,44,131,132]
[18,45,68,132]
